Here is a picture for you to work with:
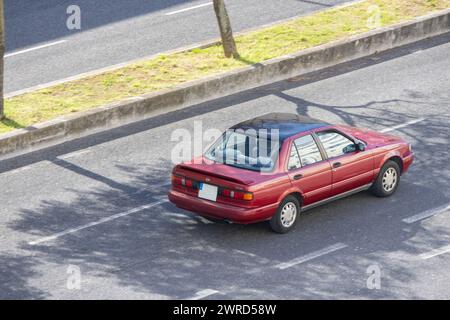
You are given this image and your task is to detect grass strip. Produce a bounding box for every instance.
[2,0,449,133]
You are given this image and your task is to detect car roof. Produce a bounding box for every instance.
[230,113,329,142]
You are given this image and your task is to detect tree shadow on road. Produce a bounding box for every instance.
[2,33,450,299]
[5,139,449,298]
[0,253,47,299]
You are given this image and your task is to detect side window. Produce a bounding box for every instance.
[294,135,323,166]
[317,131,355,158]
[288,143,301,170]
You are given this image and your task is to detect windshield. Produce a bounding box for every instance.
[205,130,280,172]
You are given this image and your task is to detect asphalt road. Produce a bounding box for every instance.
[4,0,350,94]
[0,33,449,299]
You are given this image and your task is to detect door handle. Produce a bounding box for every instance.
[293,174,303,180]
[332,162,342,169]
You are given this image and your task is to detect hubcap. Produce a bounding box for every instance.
[382,167,397,192]
[280,202,297,228]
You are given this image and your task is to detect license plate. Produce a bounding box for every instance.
[198,183,218,202]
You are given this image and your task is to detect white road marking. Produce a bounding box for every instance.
[190,289,219,300]
[5,40,67,58]
[274,243,348,270]
[58,149,92,160]
[165,2,212,15]
[402,203,450,224]
[233,249,257,257]
[380,118,425,133]
[419,244,450,260]
[28,200,168,245]
[195,216,215,224]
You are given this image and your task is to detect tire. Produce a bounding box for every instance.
[370,160,401,197]
[269,195,300,234]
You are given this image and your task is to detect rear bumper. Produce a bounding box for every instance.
[168,189,277,224]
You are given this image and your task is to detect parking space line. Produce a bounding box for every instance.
[419,244,450,260]
[380,118,425,133]
[190,289,220,300]
[5,40,67,58]
[165,2,212,16]
[403,203,450,224]
[28,200,168,245]
[274,243,348,270]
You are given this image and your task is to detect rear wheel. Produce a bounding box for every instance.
[370,160,401,197]
[269,195,300,234]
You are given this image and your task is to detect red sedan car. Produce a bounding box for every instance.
[168,113,414,233]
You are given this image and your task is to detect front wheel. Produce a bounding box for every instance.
[370,160,401,197]
[269,195,300,234]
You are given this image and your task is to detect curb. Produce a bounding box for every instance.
[1,9,449,157]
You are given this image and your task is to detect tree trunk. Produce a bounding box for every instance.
[213,0,238,59]
[0,0,5,120]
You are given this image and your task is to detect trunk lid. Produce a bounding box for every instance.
[174,157,269,187]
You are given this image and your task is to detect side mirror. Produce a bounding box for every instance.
[343,144,357,154]
[356,142,366,151]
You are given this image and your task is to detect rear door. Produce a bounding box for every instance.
[287,134,332,206]
[315,130,374,196]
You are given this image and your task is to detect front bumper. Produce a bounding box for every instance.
[168,189,277,224]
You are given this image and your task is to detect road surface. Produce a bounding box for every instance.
[0,33,449,299]
[4,0,350,94]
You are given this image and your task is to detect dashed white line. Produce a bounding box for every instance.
[5,40,67,58]
[380,118,425,133]
[165,2,213,16]
[190,289,220,300]
[28,200,168,245]
[419,244,450,260]
[274,243,348,270]
[403,203,450,224]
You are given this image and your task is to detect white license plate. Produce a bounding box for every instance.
[198,183,218,202]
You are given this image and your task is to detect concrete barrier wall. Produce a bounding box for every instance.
[1,9,449,156]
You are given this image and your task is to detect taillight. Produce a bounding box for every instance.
[183,178,193,187]
[173,175,253,200]
[242,192,254,201]
[172,174,182,185]
[220,188,253,201]
[172,174,198,189]
[234,191,254,201]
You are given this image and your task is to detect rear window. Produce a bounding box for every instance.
[205,130,280,172]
